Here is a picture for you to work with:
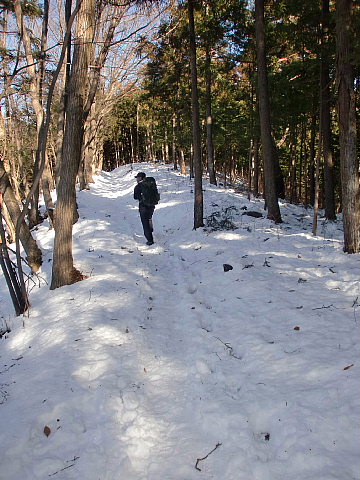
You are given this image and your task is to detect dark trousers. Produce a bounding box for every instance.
[139,204,155,243]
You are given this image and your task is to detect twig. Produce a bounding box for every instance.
[312,304,333,310]
[195,443,222,471]
[190,256,209,265]
[6,246,30,266]
[353,297,359,323]
[242,263,254,269]
[48,456,80,477]
[214,336,242,360]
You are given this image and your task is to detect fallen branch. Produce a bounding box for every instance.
[195,443,222,471]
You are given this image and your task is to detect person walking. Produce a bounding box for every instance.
[134,172,159,245]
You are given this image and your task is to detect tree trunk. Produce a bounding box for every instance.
[336,0,359,253]
[308,114,317,206]
[312,124,322,236]
[0,160,42,272]
[172,112,178,170]
[79,112,97,190]
[41,158,55,217]
[255,0,282,223]
[145,128,150,162]
[51,1,123,287]
[188,0,203,229]
[1,202,15,243]
[55,87,66,187]
[289,139,298,204]
[253,137,260,197]
[55,0,72,186]
[164,124,170,163]
[205,46,216,186]
[136,103,140,162]
[129,126,135,164]
[0,208,28,315]
[14,0,44,227]
[299,122,306,202]
[247,139,253,199]
[2,92,23,202]
[321,0,336,220]
[179,148,186,175]
[79,133,91,191]
[51,0,96,289]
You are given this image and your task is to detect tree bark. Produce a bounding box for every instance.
[289,137,298,204]
[55,0,73,186]
[51,0,96,289]
[253,137,260,197]
[205,46,216,186]
[336,0,359,253]
[172,112,178,170]
[51,1,123,288]
[312,123,322,236]
[79,111,97,190]
[14,0,46,227]
[0,159,42,272]
[0,209,28,315]
[188,0,204,229]
[308,114,317,207]
[321,0,336,220]
[255,0,282,223]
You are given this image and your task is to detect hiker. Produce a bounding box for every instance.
[134,172,160,246]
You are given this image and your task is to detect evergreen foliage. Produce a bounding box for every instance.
[0,0,359,287]
[205,205,238,231]
[105,0,358,221]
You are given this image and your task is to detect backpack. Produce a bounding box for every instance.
[141,177,160,206]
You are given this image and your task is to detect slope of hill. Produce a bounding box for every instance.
[1,164,359,480]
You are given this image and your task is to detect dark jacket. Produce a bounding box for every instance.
[134,182,143,204]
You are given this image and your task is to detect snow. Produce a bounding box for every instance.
[0,163,359,480]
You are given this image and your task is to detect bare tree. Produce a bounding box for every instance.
[51,0,97,289]
[13,0,55,226]
[51,1,135,288]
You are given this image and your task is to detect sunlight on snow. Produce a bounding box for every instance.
[178,241,204,250]
[1,164,359,480]
[165,189,191,196]
[213,231,246,241]
[8,321,67,352]
[73,219,109,235]
[90,183,134,199]
[155,199,185,209]
[120,414,167,472]
[72,326,130,383]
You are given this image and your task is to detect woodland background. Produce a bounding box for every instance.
[0,0,359,307]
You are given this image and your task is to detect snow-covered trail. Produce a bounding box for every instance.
[68,167,243,479]
[82,167,233,477]
[75,165,358,480]
[0,164,359,480]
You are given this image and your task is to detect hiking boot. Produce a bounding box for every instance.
[146,241,154,246]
